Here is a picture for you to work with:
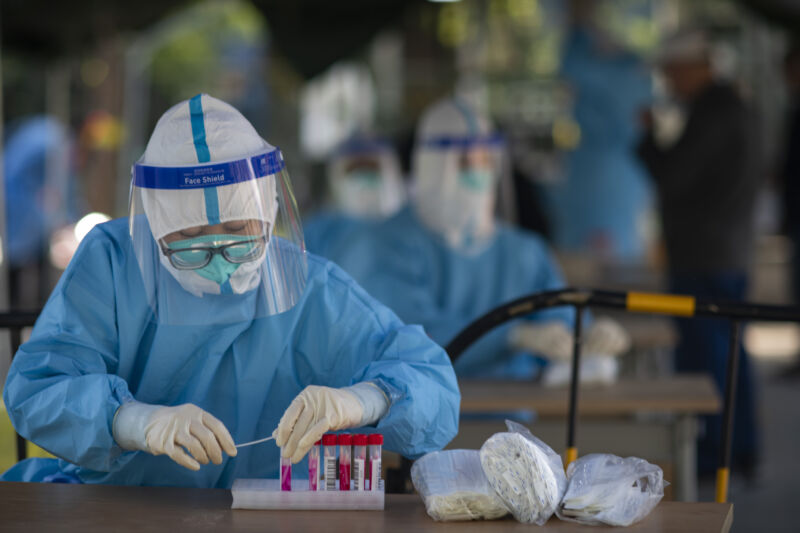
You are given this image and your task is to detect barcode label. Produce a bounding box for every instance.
[370,458,381,491]
[352,459,364,491]
[325,456,337,491]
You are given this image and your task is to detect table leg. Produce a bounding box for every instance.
[674,414,698,502]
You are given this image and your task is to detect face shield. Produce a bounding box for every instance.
[327,137,406,219]
[129,95,306,326]
[412,98,506,252]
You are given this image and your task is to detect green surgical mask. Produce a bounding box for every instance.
[347,170,381,188]
[459,168,493,191]
[167,234,257,286]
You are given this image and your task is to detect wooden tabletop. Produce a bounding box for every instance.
[459,374,721,416]
[0,482,732,532]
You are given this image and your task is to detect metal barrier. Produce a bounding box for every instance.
[445,288,800,503]
[0,311,41,462]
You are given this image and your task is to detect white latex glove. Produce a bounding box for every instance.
[583,317,631,357]
[542,355,619,388]
[113,401,237,471]
[275,383,389,463]
[509,321,574,361]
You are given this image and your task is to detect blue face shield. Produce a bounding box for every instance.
[166,234,259,286]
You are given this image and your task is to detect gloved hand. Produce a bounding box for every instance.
[509,321,574,361]
[583,317,631,357]
[542,355,620,388]
[113,401,237,471]
[275,383,389,463]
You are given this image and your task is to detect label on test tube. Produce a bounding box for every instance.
[308,440,321,491]
[352,434,367,491]
[338,434,352,491]
[280,456,291,491]
[368,434,383,491]
[322,434,337,491]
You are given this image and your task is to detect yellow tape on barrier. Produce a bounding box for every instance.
[627,292,696,317]
[715,467,729,503]
[565,447,578,468]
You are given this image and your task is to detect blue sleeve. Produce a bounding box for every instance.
[298,257,460,459]
[3,227,134,472]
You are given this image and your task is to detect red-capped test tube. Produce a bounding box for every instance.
[322,434,338,491]
[352,434,367,491]
[308,440,321,491]
[368,434,383,491]
[338,434,352,491]
[280,456,291,491]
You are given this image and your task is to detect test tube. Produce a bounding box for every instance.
[308,440,321,491]
[352,434,367,491]
[368,434,383,491]
[280,456,292,491]
[322,433,337,491]
[338,433,352,491]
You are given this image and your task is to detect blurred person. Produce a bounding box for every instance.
[781,39,800,306]
[304,134,405,259]
[4,116,79,307]
[637,30,760,477]
[328,97,629,381]
[1,94,459,486]
[542,13,653,261]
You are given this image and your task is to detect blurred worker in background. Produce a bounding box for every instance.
[2,94,459,487]
[304,134,406,259]
[637,30,760,477]
[544,10,653,261]
[329,97,630,382]
[4,116,79,308]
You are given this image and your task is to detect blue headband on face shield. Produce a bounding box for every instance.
[132,149,285,190]
[419,132,505,151]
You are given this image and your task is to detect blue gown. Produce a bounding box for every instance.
[303,210,373,261]
[544,28,653,260]
[330,208,574,379]
[2,218,460,487]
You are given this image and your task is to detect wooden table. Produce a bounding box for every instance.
[454,375,721,502]
[0,482,733,532]
[459,375,720,415]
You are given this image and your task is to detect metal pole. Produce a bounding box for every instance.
[566,305,584,467]
[716,320,741,503]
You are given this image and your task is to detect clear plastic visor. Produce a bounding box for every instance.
[128,149,307,325]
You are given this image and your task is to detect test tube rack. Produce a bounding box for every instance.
[231,478,385,510]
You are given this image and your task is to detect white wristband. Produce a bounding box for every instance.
[344,382,390,426]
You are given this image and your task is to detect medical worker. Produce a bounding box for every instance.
[2,94,459,487]
[330,98,628,380]
[543,23,653,261]
[304,134,406,261]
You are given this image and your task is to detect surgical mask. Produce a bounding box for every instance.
[348,170,381,188]
[333,171,391,218]
[459,168,493,191]
[166,234,259,286]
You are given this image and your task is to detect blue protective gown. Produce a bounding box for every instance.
[330,207,574,379]
[4,116,77,266]
[303,210,374,261]
[544,28,653,260]
[2,218,459,487]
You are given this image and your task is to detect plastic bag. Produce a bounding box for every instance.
[411,449,509,521]
[557,454,665,526]
[479,420,567,525]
